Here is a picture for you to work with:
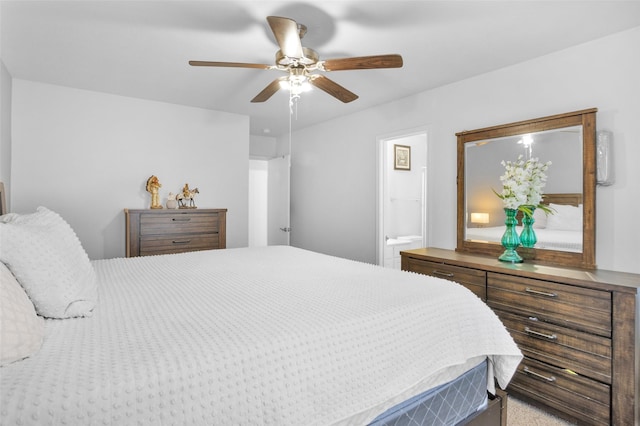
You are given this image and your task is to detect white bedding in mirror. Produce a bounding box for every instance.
[465,226,582,252]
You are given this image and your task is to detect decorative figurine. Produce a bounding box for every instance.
[146,175,163,209]
[177,183,199,209]
[166,192,178,209]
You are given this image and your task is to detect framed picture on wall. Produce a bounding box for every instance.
[394,144,411,170]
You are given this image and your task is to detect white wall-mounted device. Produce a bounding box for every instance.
[596,130,614,186]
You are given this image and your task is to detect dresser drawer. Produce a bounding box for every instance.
[406,259,486,300]
[125,209,226,257]
[496,309,611,384]
[140,212,220,235]
[509,357,610,426]
[139,234,220,256]
[487,272,611,337]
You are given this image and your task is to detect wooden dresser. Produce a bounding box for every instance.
[125,208,226,257]
[401,247,639,426]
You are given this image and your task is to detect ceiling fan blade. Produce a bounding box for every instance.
[321,54,403,71]
[309,75,358,103]
[267,16,304,59]
[251,78,284,103]
[189,60,271,69]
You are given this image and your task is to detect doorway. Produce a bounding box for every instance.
[248,155,290,247]
[249,160,268,246]
[377,129,428,268]
[268,155,290,246]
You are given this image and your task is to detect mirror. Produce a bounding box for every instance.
[456,109,597,269]
[465,127,583,246]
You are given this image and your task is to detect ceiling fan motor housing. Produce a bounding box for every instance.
[276,47,319,67]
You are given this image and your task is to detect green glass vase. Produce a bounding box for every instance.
[520,208,537,248]
[499,208,523,263]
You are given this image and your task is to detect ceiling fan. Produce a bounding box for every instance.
[189,16,403,103]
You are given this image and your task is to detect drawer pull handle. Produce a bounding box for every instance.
[432,270,454,278]
[172,218,192,222]
[172,240,192,245]
[524,327,557,340]
[523,366,556,383]
[525,287,557,298]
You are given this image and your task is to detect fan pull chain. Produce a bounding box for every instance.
[289,92,300,119]
[288,91,293,156]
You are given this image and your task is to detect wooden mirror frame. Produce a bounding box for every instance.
[456,108,597,269]
[0,182,5,215]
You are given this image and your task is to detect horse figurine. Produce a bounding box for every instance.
[177,184,199,209]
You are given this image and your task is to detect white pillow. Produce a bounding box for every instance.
[0,207,97,318]
[0,262,45,366]
[546,203,583,231]
[532,208,548,229]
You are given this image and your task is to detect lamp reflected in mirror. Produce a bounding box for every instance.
[470,212,490,226]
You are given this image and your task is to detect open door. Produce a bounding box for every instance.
[377,131,428,267]
[268,155,290,245]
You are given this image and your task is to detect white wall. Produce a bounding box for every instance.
[11,80,249,259]
[0,61,11,204]
[290,27,640,274]
[250,134,277,160]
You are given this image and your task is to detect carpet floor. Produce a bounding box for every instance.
[508,397,577,425]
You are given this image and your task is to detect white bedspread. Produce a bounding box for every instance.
[0,246,522,425]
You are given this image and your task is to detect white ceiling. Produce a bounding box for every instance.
[3,1,640,137]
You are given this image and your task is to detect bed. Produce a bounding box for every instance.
[0,183,522,426]
[466,193,583,252]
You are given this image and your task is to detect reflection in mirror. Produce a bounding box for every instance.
[456,108,597,269]
[464,126,583,252]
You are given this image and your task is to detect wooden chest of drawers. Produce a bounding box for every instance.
[401,247,639,426]
[125,208,226,257]
[405,258,487,300]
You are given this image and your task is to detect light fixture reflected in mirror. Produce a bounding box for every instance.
[518,134,534,159]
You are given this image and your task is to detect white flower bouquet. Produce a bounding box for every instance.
[494,155,552,217]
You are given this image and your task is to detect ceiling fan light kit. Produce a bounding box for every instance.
[278,70,312,96]
[189,16,403,104]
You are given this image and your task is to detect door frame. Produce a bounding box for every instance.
[376,126,429,266]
